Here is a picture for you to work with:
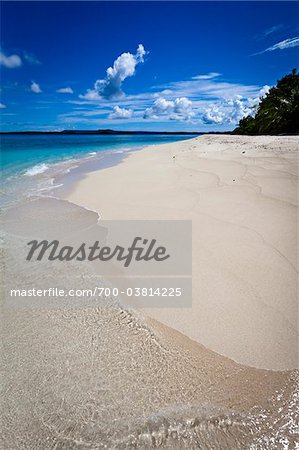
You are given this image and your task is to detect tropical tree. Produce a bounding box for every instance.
[234,69,299,135]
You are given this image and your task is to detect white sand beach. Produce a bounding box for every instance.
[67,134,299,371]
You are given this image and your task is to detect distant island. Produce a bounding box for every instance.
[0,129,230,136]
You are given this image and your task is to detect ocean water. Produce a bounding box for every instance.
[1,134,195,178]
[0,133,196,208]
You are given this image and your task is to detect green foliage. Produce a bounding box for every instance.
[234,69,299,135]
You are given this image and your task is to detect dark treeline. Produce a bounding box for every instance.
[234,69,299,135]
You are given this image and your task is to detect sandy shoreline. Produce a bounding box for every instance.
[66,134,299,371]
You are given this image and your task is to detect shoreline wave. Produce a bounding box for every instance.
[1,145,137,211]
[24,163,49,176]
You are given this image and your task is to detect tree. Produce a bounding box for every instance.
[234,69,299,135]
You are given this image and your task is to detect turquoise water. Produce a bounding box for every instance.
[1,134,195,178]
[0,133,196,208]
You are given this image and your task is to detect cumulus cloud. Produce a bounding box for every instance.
[258,84,270,98]
[202,84,272,125]
[246,85,271,108]
[0,50,22,68]
[0,103,7,109]
[109,106,133,119]
[80,90,102,101]
[144,96,194,121]
[254,37,299,55]
[67,66,271,127]
[80,44,147,101]
[173,97,194,119]
[144,97,174,118]
[226,97,253,123]
[202,106,226,125]
[202,97,253,125]
[56,87,74,94]
[30,81,42,94]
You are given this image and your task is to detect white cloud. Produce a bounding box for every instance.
[73,73,263,123]
[0,103,7,109]
[192,72,221,80]
[267,37,299,50]
[201,88,271,126]
[226,97,253,123]
[246,85,271,108]
[204,84,272,125]
[80,44,146,101]
[258,84,270,98]
[202,97,255,125]
[65,66,271,127]
[157,76,261,101]
[174,97,194,119]
[30,81,42,94]
[254,37,299,55]
[109,106,133,119]
[144,96,194,121]
[80,90,102,101]
[144,97,174,119]
[202,106,226,125]
[56,87,74,94]
[0,50,22,68]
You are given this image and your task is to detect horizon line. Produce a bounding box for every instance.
[0,129,231,135]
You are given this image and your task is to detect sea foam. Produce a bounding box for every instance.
[24,163,49,176]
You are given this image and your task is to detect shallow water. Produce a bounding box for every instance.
[1,133,196,209]
[1,133,194,177]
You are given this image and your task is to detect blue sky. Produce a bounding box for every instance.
[1,1,298,132]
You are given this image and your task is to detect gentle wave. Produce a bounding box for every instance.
[24,163,49,176]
